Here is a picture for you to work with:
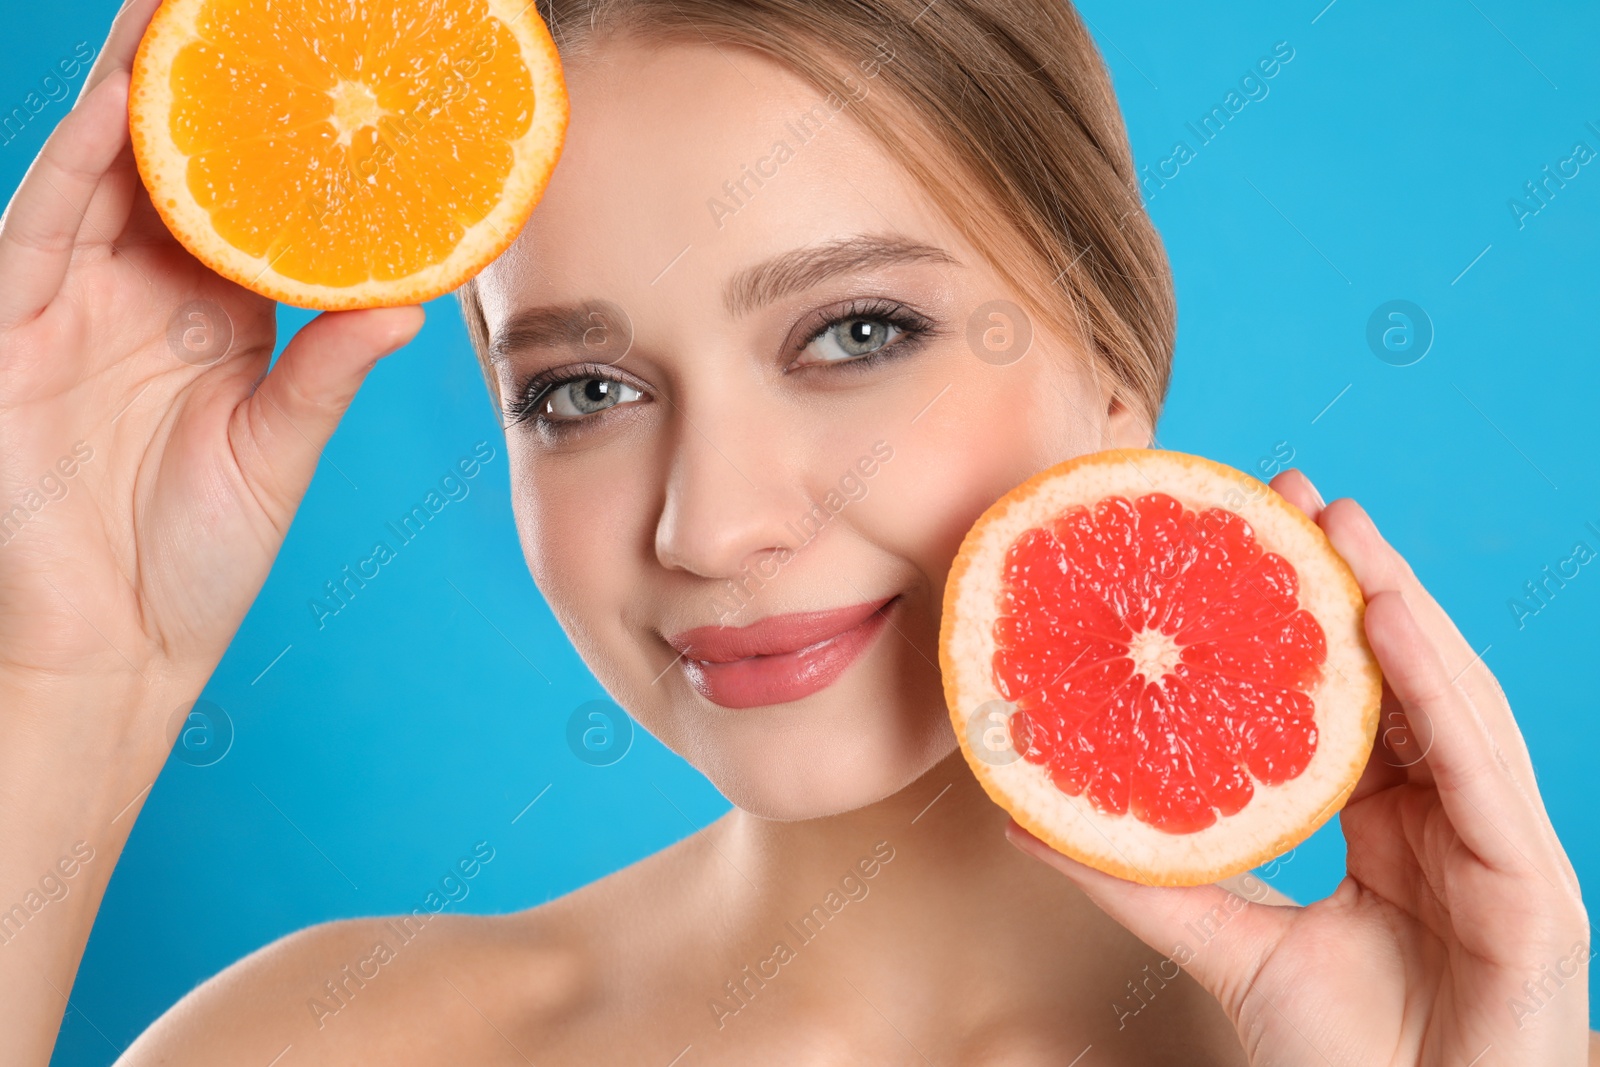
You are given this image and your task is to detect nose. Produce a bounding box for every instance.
[653,401,810,586]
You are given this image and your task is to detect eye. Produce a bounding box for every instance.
[793,298,935,369]
[503,366,647,430]
[805,316,903,363]
[542,377,643,419]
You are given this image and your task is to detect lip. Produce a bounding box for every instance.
[666,595,898,709]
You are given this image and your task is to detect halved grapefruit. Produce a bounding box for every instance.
[128,0,568,310]
[940,449,1382,887]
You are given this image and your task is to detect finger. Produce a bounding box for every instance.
[79,0,163,100]
[1004,822,1295,1022]
[233,306,426,525]
[1318,499,1542,804]
[1348,684,1433,801]
[1319,498,1465,660]
[1332,500,1578,892]
[1268,476,1436,795]
[1266,471,1431,799]
[1268,467,1324,522]
[0,71,131,330]
[77,0,167,248]
[1362,589,1562,883]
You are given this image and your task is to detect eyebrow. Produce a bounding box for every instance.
[724,233,957,317]
[487,300,626,366]
[487,233,957,363]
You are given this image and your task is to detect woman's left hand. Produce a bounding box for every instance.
[1007,469,1593,1066]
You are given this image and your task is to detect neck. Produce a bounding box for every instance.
[699,748,1132,1046]
[723,747,1016,891]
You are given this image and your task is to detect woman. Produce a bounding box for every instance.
[0,0,1590,1062]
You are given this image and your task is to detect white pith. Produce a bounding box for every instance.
[329,80,382,146]
[128,0,567,310]
[942,450,1382,886]
[1128,627,1181,681]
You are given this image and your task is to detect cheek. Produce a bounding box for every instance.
[509,448,644,641]
[863,360,1099,594]
[866,448,1011,588]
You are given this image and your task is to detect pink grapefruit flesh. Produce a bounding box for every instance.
[940,449,1382,887]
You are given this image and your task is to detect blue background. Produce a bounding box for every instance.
[0,0,1594,1059]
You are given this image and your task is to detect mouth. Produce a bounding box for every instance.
[665,595,900,709]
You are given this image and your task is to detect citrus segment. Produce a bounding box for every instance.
[997,491,1325,835]
[941,449,1382,886]
[130,0,568,309]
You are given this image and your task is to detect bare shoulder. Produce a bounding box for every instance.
[117,824,723,1064]
[117,907,597,1066]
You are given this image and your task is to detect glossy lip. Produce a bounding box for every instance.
[666,595,899,709]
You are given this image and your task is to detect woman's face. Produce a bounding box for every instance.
[475,36,1149,819]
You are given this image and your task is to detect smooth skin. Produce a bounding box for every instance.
[0,2,1591,1064]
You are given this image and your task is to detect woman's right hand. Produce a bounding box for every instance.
[0,3,424,1062]
[0,0,424,699]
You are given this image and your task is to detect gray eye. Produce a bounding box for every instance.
[807,318,902,363]
[544,378,643,419]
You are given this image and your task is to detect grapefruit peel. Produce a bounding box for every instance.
[940,449,1382,887]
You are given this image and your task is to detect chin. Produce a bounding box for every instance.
[677,681,959,822]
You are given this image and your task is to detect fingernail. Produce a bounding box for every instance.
[1006,836,1044,867]
[1005,824,1053,866]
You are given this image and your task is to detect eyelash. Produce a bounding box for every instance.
[502,298,937,432]
[795,297,935,372]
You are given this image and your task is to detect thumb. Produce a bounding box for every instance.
[236,304,425,519]
[1005,820,1295,1021]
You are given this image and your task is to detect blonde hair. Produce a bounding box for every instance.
[457,0,1175,434]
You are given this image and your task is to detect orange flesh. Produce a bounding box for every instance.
[167,0,534,288]
[993,492,1326,834]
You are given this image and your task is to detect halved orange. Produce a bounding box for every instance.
[129,0,568,310]
[941,449,1382,887]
